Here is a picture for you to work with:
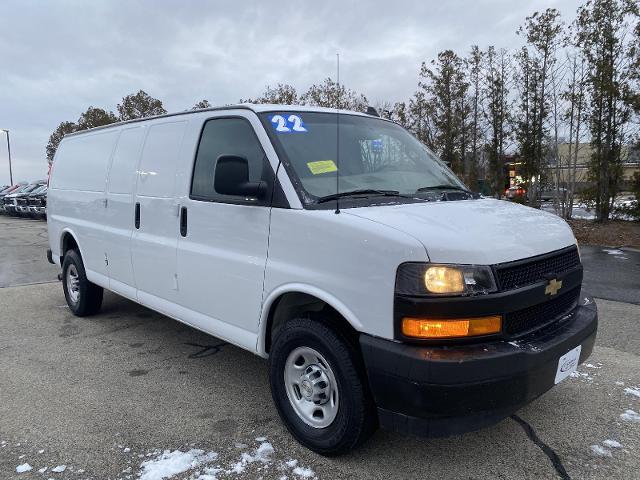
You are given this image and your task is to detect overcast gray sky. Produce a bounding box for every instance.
[0,0,585,185]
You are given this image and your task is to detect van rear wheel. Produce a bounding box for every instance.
[62,249,103,316]
[269,317,377,455]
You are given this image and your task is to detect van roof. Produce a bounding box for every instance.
[64,103,374,138]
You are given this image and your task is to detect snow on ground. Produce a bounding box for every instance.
[623,386,640,398]
[590,445,612,457]
[602,440,623,449]
[139,449,218,480]
[52,464,67,473]
[15,463,32,473]
[620,409,640,422]
[292,466,316,478]
[570,371,594,381]
[132,440,316,480]
[602,249,624,255]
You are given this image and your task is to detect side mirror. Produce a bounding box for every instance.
[214,155,267,199]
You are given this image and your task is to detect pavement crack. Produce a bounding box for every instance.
[511,414,570,480]
[185,341,228,358]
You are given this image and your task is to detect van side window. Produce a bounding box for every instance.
[191,118,267,202]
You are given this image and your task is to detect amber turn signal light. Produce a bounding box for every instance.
[401,315,502,339]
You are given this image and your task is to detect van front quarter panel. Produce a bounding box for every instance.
[261,207,428,349]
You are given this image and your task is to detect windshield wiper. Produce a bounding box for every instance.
[416,184,473,194]
[316,189,404,203]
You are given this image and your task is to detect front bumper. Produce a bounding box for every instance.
[29,206,46,215]
[360,292,598,437]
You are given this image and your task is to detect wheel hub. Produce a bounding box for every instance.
[299,365,331,404]
[66,264,80,304]
[284,347,339,428]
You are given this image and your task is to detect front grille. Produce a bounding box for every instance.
[495,247,580,291]
[504,287,581,337]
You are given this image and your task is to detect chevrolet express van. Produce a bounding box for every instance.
[47,105,597,455]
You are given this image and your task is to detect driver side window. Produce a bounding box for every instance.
[190,117,268,202]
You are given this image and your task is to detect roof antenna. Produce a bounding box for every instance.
[335,52,341,214]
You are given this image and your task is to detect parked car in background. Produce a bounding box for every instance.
[540,188,568,202]
[17,184,47,216]
[504,185,526,200]
[4,181,46,215]
[0,183,28,214]
[27,186,48,218]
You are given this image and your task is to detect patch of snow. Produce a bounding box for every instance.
[590,445,612,457]
[602,249,624,255]
[507,341,521,348]
[602,440,622,449]
[38,467,47,473]
[18,454,25,459]
[285,459,298,468]
[254,442,274,462]
[194,466,223,480]
[234,443,247,449]
[292,466,315,478]
[226,442,275,475]
[16,463,32,473]
[52,465,67,473]
[123,447,131,453]
[570,371,593,381]
[623,387,640,398]
[615,381,625,386]
[255,436,267,442]
[138,450,217,480]
[584,363,601,369]
[620,410,640,422]
[38,449,45,454]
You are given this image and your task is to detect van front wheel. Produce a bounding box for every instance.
[62,249,103,316]
[269,317,376,455]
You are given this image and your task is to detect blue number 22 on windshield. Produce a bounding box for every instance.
[269,114,308,133]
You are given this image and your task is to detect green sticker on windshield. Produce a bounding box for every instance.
[307,160,337,175]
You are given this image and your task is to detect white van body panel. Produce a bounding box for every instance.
[48,129,119,281]
[130,120,188,305]
[259,208,428,349]
[105,125,147,298]
[346,199,576,265]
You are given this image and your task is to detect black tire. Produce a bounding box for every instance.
[269,316,377,455]
[62,249,103,316]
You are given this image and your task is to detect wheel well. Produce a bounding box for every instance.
[60,232,79,262]
[264,292,359,354]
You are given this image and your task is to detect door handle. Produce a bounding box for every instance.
[180,206,188,237]
[134,202,140,229]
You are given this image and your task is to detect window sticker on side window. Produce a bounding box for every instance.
[269,114,307,133]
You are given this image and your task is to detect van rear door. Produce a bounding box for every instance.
[131,120,187,305]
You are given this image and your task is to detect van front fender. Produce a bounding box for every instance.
[256,283,365,357]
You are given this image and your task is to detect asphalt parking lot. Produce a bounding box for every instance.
[0,216,639,480]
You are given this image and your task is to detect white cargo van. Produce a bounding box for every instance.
[47,105,597,454]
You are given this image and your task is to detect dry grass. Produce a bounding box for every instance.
[568,219,640,248]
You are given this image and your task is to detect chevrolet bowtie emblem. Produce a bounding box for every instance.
[545,278,563,296]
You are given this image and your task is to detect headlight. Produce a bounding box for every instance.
[396,263,498,296]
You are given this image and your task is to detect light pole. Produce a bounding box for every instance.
[0,129,13,185]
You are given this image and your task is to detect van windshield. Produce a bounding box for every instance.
[260,112,465,203]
